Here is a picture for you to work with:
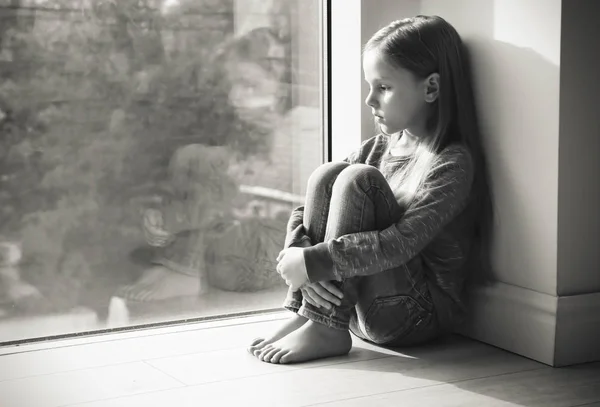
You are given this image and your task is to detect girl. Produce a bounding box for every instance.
[248,15,494,364]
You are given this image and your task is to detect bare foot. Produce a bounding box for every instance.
[115,266,201,302]
[248,314,308,356]
[257,320,352,364]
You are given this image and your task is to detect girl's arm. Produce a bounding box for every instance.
[302,147,475,283]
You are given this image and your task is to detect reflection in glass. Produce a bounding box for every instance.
[0,0,324,342]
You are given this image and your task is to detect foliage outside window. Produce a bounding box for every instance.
[0,0,324,342]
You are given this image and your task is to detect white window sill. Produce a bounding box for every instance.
[0,310,290,357]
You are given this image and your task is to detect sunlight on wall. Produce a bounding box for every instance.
[421,0,561,293]
[331,0,362,161]
[493,0,561,65]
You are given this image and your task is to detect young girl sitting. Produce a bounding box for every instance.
[248,15,494,364]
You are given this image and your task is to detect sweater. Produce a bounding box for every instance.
[284,134,477,326]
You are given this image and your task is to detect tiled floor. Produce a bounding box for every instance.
[1,312,599,407]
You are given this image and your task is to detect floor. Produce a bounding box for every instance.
[1,311,599,407]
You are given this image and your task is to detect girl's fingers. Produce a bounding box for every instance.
[145,210,163,228]
[311,284,341,306]
[149,238,165,247]
[320,281,344,300]
[302,288,328,309]
[143,217,154,233]
[145,230,173,247]
[300,289,316,307]
[304,286,334,309]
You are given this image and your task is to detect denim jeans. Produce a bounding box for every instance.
[283,162,441,346]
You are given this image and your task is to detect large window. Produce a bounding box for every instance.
[0,0,327,343]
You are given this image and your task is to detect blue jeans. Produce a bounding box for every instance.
[283,162,441,346]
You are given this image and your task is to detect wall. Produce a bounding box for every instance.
[554,0,600,366]
[331,0,363,161]
[557,0,600,296]
[360,0,421,141]
[420,0,562,296]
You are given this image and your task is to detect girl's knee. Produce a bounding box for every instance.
[307,161,349,190]
[334,164,381,188]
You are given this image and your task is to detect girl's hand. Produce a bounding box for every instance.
[144,208,164,230]
[143,209,174,247]
[276,247,309,291]
[301,281,344,310]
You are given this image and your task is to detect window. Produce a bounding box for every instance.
[0,0,328,344]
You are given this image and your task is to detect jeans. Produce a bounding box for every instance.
[283,162,441,346]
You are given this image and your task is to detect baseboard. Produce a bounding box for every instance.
[455,281,558,366]
[455,281,600,367]
[555,291,600,367]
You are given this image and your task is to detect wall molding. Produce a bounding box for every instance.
[555,291,600,367]
[456,281,600,367]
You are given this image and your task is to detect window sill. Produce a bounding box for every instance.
[0,290,289,356]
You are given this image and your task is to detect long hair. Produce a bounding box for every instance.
[364,15,495,280]
[198,27,292,160]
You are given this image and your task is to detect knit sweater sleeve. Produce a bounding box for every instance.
[284,205,310,248]
[303,145,474,282]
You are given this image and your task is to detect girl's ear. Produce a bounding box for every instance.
[424,73,440,103]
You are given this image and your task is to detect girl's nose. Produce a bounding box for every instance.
[365,92,377,108]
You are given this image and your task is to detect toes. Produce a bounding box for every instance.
[137,290,154,302]
[258,345,274,362]
[247,338,265,355]
[115,282,153,302]
[115,284,135,298]
[262,347,280,363]
[279,351,295,364]
[253,343,270,357]
[250,338,265,347]
[115,286,138,301]
[270,348,288,364]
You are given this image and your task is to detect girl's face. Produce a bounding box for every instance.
[226,61,280,129]
[363,50,431,136]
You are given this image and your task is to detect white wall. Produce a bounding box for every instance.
[420,0,562,295]
[333,0,422,158]
[331,0,363,161]
[557,0,600,296]
[360,0,421,141]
